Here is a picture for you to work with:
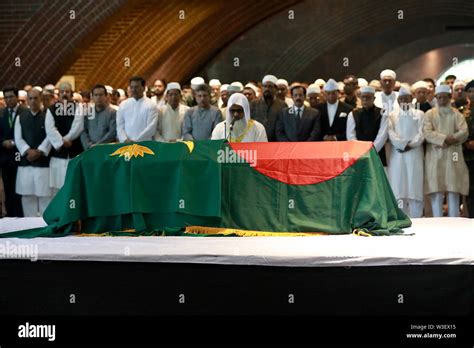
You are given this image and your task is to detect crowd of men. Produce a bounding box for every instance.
[0,70,473,219]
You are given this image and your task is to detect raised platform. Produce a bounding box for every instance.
[0,217,473,266]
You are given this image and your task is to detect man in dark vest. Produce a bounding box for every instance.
[346,85,388,166]
[14,89,52,216]
[250,75,287,142]
[0,86,26,217]
[317,78,354,141]
[45,81,83,194]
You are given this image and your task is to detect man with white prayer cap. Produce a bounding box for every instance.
[190,77,205,90]
[411,80,432,112]
[212,93,267,142]
[423,84,469,217]
[155,82,189,142]
[45,81,84,194]
[243,83,258,103]
[452,80,468,110]
[250,75,287,142]
[387,86,425,217]
[18,90,28,106]
[346,85,388,165]
[306,84,322,109]
[219,84,230,111]
[375,69,399,115]
[314,79,325,89]
[231,81,244,91]
[276,78,294,107]
[357,78,368,87]
[209,79,221,107]
[317,78,353,141]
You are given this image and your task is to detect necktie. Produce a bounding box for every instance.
[8,109,14,128]
[295,108,301,129]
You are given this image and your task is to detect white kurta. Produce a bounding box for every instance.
[423,107,469,195]
[116,96,159,142]
[154,104,189,142]
[14,115,52,197]
[211,120,267,142]
[375,91,399,115]
[387,108,424,201]
[45,106,84,190]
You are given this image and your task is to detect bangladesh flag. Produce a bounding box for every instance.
[0,140,410,238]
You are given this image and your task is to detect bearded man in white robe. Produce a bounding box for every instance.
[387,87,425,218]
[423,84,469,217]
[211,93,267,142]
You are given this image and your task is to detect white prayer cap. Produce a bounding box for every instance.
[338,81,344,92]
[357,78,368,87]
[323,78,339,92]
[209,79,221,87]
[314,78,325,87]
[245,83,258,94]
[117,88,126,97]
[220,84,229,93]
[380,69,396,80]
[227,85,242,93]
[307,84,321,95]
[44,84,55,93]
[411,80,429,91]
[398,86,412,97]
[453,80,466,88]
[19,90,27,98]
[33,86,43,92]
[360,86,375,95]
[166,82,181,92]
[191,77,205,90]
[0,91,4,98]
[105,85,113,95]
[435,84,451,95]
[262,75,278,85]
[276,78,289,87]
[231,81,244,91]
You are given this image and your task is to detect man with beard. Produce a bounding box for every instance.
[387,87,425,218]
[250,75,287,142]
[45,81,84,194]
[424,85,469,217]
[306,84,322,109]
[155,82,189,142]
[211,93,267,142]
[341,75,361,109]
[151,79,166,108]
[462,80,474,217]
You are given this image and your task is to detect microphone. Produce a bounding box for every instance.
[227,118,236,141]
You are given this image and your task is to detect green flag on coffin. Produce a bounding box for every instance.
[0,140,410,238]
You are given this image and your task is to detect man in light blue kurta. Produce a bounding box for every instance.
[182,84,222,141]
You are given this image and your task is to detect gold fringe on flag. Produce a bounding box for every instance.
[184,226,330,237]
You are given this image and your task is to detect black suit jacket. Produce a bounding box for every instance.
[0,105,27,167]
[317,101,354,141]
[276,106,321,141]
[250,97,287,142]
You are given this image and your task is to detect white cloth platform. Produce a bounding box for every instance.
[0,217,472,267]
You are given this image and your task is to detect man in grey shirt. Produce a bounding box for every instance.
[81,84,117,150]
[182,84,222,140]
